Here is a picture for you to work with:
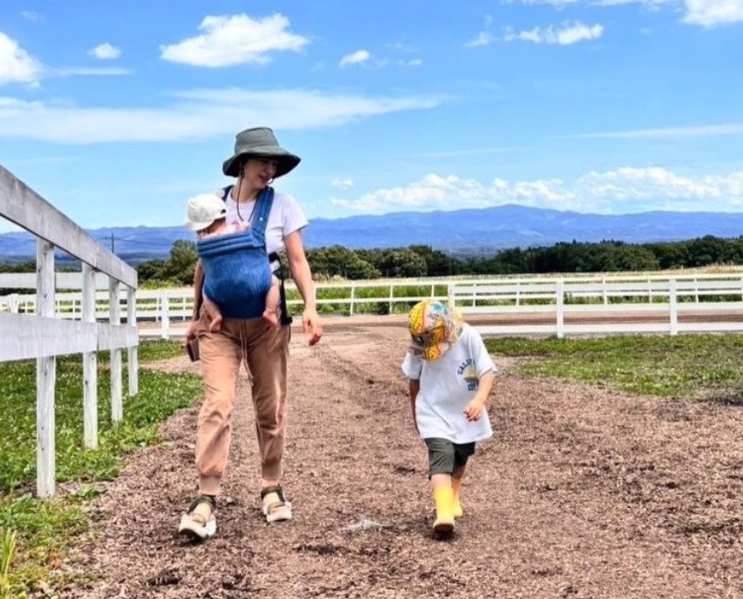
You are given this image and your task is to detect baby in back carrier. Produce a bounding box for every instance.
[185,193,280,331]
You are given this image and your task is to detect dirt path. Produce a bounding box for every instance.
[57,324,743,599]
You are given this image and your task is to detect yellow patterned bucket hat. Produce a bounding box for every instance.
[408,300,464,361]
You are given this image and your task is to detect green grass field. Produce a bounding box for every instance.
[486,333,743,401]
[0,341,202,597]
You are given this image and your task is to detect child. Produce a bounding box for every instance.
[401,299,497,536]
[185,193,281,329]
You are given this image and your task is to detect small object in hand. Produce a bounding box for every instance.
[186,338,200,362]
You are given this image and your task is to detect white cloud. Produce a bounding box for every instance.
[593,0,671,6]
[54,67,132,77]
[505,22,604,45]
[160,13,309,67]
[0,88,442,143]
[593,0,743,25]
[576,167,743,209]
[329,168,743,215]
[575,122,743,139]
[0,32,43,85]
[507,0,581,6]
[416,146,518,158]
[339,49,371,67]
[21,11,41,22]
[464,32,496,47]
[518,0,742,26]
[331,178,355,190]
[408,58,423,66]
[683,0,743,26]
[465,14,497,47]
[89,43,121,60]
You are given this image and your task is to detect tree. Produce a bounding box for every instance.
[163,240,198,285]
[379,249,427,278]
[408,245,456,277]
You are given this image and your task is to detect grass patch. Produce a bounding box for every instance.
[486,334,743,399]
[0,340,201,596]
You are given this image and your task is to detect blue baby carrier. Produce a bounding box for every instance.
[197,186,277,320]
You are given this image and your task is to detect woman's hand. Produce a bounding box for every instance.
[186,319,199,342]
[302,307,323,346]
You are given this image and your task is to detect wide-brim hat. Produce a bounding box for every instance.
[408,300,464,361]
[222,127,301,179]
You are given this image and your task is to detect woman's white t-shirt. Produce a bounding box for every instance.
[401,324,496,444]
[221,188,308,271]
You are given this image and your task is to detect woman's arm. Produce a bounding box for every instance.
[186,260,205,341]
[284,229,322,345]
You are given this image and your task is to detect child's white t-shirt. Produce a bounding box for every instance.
[401,324,497,444]
[221,188,308,270]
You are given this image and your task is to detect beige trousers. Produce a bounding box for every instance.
[194,312,290,496]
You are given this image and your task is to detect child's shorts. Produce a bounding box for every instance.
[424,438,476,478]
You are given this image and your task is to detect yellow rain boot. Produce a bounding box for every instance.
[432,487,455,535]
[451,478,463,519]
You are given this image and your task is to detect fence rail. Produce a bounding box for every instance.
[0,164,139,497]
[448,275,743,337]
[3,271,743,340]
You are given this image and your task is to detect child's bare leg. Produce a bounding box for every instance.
[431,473,455,535]
[262,276,280,327]
[451,465,466,518]
[202,296,223,333]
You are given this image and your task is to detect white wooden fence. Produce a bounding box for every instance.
[449,274,743,337]
[3,272,743,340]
[0,165,139,497]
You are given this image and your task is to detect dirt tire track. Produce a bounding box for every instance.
[53,325,743,599]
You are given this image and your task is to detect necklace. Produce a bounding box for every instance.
[236,198,258,227]
[232,180,259,226]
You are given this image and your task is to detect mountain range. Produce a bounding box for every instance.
[2,204,743,263]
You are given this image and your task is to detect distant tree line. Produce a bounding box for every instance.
[131,235,743,287]
[3,235,743,289]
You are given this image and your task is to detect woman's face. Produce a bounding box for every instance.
[242,157,279,190]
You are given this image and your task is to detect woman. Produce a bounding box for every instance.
[179,127,322,541]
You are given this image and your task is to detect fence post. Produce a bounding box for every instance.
[447,283,455,309]
[127,286,139,396]
[388,285,394,315]
[160,290,170,339]
[9,293,19,313]
[602,277,608,305]
[556,279,565,339]
[82,264,98,450]
[109,279,123,423]
[36,239,56,498]
[349,283,355,316]
[669,279,678,336]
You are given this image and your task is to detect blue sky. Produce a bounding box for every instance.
[1,0,742,234]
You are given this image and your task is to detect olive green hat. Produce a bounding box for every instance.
[222,127,301,178]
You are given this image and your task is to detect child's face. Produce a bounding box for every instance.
[196,219,226,238]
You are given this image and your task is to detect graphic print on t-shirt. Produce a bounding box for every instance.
[457,358,480,391]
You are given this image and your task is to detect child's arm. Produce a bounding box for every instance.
[408,378,420,435]
[464,369,495,422]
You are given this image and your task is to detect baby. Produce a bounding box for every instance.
[185,193,280,330]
